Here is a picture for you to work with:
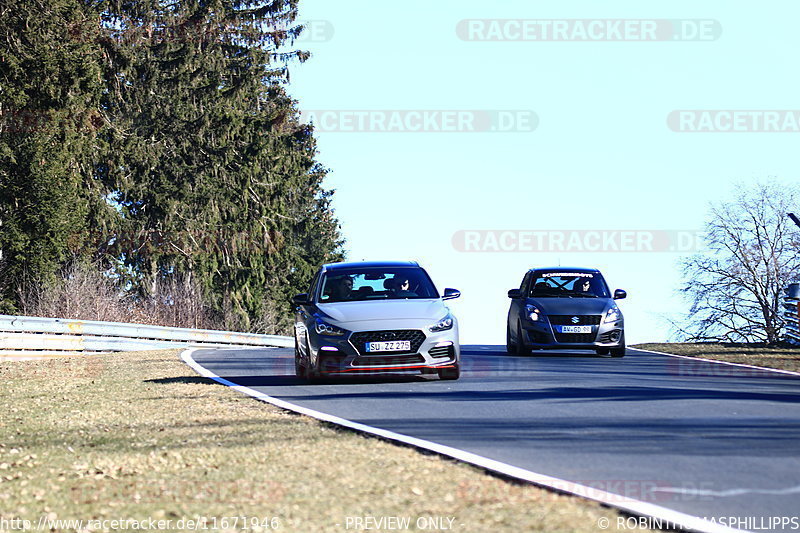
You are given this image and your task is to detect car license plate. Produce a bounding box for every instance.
[558,325,593,334]
[365,340,411,352]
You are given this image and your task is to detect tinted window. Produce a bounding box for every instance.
[528,272,610,298]
[319,267,439,302]
[308,271,321,297]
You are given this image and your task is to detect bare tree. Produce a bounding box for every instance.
[680,182,800,345]
[138,274,216,330]
[17,259,222,330]
[19,259,131,323]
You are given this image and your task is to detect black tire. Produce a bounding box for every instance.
[516,322,531,356]
[304,337,324,383]
[506,324,517,355]
[595,348,610,355]
[437,364,460,381]
[610,334,626,358]
[294,337,308,378]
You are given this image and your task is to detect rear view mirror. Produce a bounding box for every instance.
[443,288,461,300]
[613,289,627,300]
[507,289,521,298]
[292,293,311,305]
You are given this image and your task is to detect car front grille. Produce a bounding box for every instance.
[349,330,426,355]
[549,315,602,325]
[526,330,550,344]
[352,354,426,367]
[554,332,597,343]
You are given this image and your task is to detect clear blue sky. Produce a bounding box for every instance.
[286,0,800,344]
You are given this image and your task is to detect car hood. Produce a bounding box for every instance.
[317,299,448,324]
[527,297,614,316]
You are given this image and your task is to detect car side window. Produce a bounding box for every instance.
[308,271,321,300]
[520,273,531,293]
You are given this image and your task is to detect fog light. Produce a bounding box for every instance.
[609,331,621,342]
[320,346,339,352]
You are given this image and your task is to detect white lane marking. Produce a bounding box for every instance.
[632,348,800,378]
[653,485,800,497]
[182,348,745,533]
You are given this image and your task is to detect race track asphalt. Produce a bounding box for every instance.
[189,345,800,530]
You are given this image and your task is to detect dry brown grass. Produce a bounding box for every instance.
[0,350,658,532]
[634,343,800,373]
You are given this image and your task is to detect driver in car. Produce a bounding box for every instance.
[572,277,598,297]
[329,276,354,300]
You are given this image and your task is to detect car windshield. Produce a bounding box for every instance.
[319,268,439,302]
[528,272,610,298]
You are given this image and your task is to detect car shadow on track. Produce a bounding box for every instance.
[461,344,611,359]
[214,373,436,388]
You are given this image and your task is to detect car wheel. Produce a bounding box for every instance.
[305,337,324,383]
[610,334,626,358]
[437,364,460,381]
[516,322,531,356]
[294,337,308,378]
[506,324,517,355]
[595,348,610,355]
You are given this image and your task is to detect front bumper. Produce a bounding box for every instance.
[309,327,460,375]
[520,319,624,350]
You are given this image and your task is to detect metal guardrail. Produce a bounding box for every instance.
[784,283,800,345]
[0,314,293,355]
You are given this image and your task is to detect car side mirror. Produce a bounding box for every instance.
[443,288,461,300]
[613,289,627,300]
[292,293,311,305]
[507,289,521,298]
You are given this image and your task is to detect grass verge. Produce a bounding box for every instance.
[0,350,656,532]
[634,343,800,374]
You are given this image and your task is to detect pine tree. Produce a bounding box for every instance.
[99,0,342,331]
[0,0,115,312]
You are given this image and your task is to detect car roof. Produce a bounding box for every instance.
[322,261,421,272]
[528,266,601,274]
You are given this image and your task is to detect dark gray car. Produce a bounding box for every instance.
[506,267,626,356]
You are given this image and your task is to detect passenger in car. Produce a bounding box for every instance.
[392,275,417,297]
[532,281,551,295]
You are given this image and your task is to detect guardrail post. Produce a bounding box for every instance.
[784,283,800,346]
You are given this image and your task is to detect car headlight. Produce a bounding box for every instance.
[604,306,622,324]
[315,318,346,336]
[525,304,543,322]
[429,314,454,332]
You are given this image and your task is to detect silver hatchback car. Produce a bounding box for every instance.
[292,261,461,382]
